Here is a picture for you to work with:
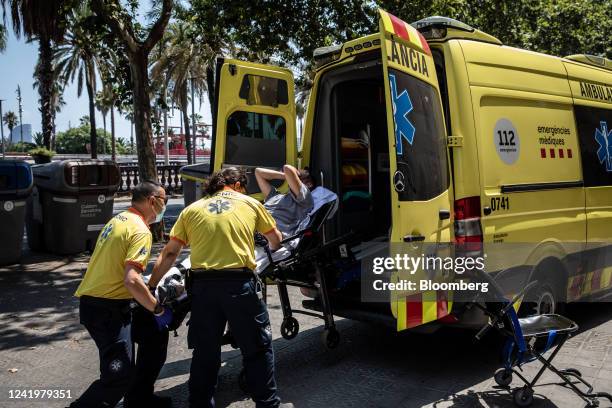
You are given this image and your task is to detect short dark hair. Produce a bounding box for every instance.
[299,167,316,188]
[132,180,162,203]
[205,167,248,196]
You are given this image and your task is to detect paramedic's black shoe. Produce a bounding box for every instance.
[124,394,172,408]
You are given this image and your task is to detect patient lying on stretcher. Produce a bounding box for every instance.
[164,165,337,283]
[252,164,337,271]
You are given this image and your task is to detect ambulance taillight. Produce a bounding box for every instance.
[453,196,483,243]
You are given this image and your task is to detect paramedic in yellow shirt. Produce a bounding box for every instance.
[148,167,294,408]
[71,181,172,408]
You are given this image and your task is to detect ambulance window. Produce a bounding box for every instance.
[432,49,451,136]
[239,75,288,107]
[388,68,448,201]
[225,111,286,167]
[574,105,612,187]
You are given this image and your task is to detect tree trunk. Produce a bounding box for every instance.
[206,65,215,122]
[181,83,193,164]
[38,37,55,149]
[102,111,107,155]
[111,106,116,161]
[86,75,98,159]
[129,49,157,181]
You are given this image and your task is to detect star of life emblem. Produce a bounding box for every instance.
[109,359,123,372]
[208,199,232,214]
[595,121,612,172]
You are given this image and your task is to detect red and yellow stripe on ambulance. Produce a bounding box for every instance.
[379,9,433,86]
[378,9,454,331]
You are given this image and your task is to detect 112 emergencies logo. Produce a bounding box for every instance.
[595,121,612,172]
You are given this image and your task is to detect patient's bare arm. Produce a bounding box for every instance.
[255,167,285,199]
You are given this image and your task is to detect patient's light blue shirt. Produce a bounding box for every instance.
[264,183,314,236]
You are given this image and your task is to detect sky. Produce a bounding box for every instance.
[0,20,213,146]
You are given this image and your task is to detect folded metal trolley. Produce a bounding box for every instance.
[472,274,612,407]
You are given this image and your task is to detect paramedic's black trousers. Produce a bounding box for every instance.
[125,305,169,405]
[70,297,169,407]
[188,277,280,408]
[70,296,133,407]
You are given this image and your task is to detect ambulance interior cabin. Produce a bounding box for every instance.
[310,54,391,244]
[306,53,394,314]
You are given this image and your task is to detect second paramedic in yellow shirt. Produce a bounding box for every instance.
[71,181,172,408]
[148,167,294,408]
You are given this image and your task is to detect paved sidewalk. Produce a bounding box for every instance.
[1,199,611,407]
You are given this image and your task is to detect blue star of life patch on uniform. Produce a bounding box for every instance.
[595,121,612,172]
[138,246,148,256]
[389,73,416,155]
[208,199,232,214]
[100,223,113,241]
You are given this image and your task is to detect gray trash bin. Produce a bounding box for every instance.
[180,163,210,207]
[26,159,120,255]
[0,160,33,265]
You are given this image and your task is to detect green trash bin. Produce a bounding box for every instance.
[26,159,120,255]
[0,160,33,265]
[180,163,211,207]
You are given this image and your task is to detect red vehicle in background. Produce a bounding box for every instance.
[154,126,211,160]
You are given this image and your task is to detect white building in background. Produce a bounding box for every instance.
[9,124,32,144]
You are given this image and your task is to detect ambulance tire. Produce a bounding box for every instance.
[494,368,513,387]
[522,282,564,316]
[322,328,340,349]
[280,317,299,340]
[513,386,534,407]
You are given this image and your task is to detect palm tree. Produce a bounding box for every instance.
[96,49,125,162]
[0,24,7,51]
[55,5,100,159]
[33,61,65,149]
[151,21,211,164]
[3,110,18,145]
[96,88,111,157]
[1,0,73,148]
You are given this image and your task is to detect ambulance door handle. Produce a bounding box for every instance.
[439,209,450,220]
[483,206,492,216]
[403,234,425,242]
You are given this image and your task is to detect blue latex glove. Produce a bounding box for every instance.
[154,307,173,331]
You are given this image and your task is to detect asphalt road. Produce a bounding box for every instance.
[0,198,610,408]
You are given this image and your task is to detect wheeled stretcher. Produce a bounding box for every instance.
[470,270,612,407]
[257,198,346,348]
[157,189,346,347]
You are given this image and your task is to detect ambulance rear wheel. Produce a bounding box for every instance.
[280,317,299,340]
[513,386,534,407]
[322,328,340,349]
[494,368,513,387]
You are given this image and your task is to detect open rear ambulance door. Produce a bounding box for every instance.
[211,58,297,196]
[377,9,455,331]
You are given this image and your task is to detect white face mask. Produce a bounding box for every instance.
[154,204,166,224]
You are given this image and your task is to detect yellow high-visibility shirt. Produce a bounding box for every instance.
[75,208,152,300]
[170,190,276,271]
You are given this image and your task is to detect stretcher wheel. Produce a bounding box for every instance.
[513,386,534,407]
[494,368,513,386]
[238,368,248,394]
[322,328,340,349]
[280,317,299,340]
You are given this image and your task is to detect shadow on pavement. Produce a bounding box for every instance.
[0,251,88,351]
[152,301,612,407]
[151,318,586,407]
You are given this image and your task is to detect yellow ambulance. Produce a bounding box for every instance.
[206,9,612,331]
